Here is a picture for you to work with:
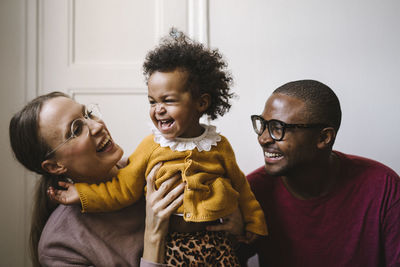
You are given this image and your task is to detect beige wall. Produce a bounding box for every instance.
[209,0,400,176]
[0,0,32,266]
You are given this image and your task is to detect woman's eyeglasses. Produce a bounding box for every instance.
[45,104,102,158]
[251,115,328,141]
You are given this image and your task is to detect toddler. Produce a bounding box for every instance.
[51,29,267,266]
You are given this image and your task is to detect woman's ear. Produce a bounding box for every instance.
[197,93,211,113]
[41,160,67,175]
[317,127,336,149]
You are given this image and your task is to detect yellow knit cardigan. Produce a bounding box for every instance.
[75,134,267,236]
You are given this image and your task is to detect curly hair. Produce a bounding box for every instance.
[143,28,234,120]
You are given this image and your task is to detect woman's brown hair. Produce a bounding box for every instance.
[9,91,70,267]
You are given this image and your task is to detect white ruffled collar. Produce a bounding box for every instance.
[152,124,221,152]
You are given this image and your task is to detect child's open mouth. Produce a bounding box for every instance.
[158,119,175,131]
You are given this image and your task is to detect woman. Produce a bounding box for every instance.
[9,91,243,266]
[9,92,185,267]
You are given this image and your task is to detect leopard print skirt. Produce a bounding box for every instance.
[165,231,240,267]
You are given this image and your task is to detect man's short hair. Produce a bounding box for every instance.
[273,80,342,132]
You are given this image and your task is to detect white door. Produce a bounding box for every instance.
[1,1,209,266]
[40,0,208,154]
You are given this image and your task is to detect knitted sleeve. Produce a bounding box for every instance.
[75,135,156,213]
[219,136,268,236]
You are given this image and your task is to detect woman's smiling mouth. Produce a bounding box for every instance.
[97,134,113,153]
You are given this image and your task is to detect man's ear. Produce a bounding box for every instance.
[41,160,67,175]
[196,93,211,113]
[317,127,336,149]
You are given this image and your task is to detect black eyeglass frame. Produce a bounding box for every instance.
[251,115,329,141]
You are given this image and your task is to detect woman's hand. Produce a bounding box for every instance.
[143,163,184,264]
[47,181,80,205]
[206,208,244,236]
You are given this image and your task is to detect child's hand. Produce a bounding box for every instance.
[47,181,80,205]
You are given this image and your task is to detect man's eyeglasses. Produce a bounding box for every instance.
[45,104,102,158]
[251,115,328,141]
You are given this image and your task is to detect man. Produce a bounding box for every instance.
[242,80,400,266]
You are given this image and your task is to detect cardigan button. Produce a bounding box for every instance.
[185,213,191,218]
